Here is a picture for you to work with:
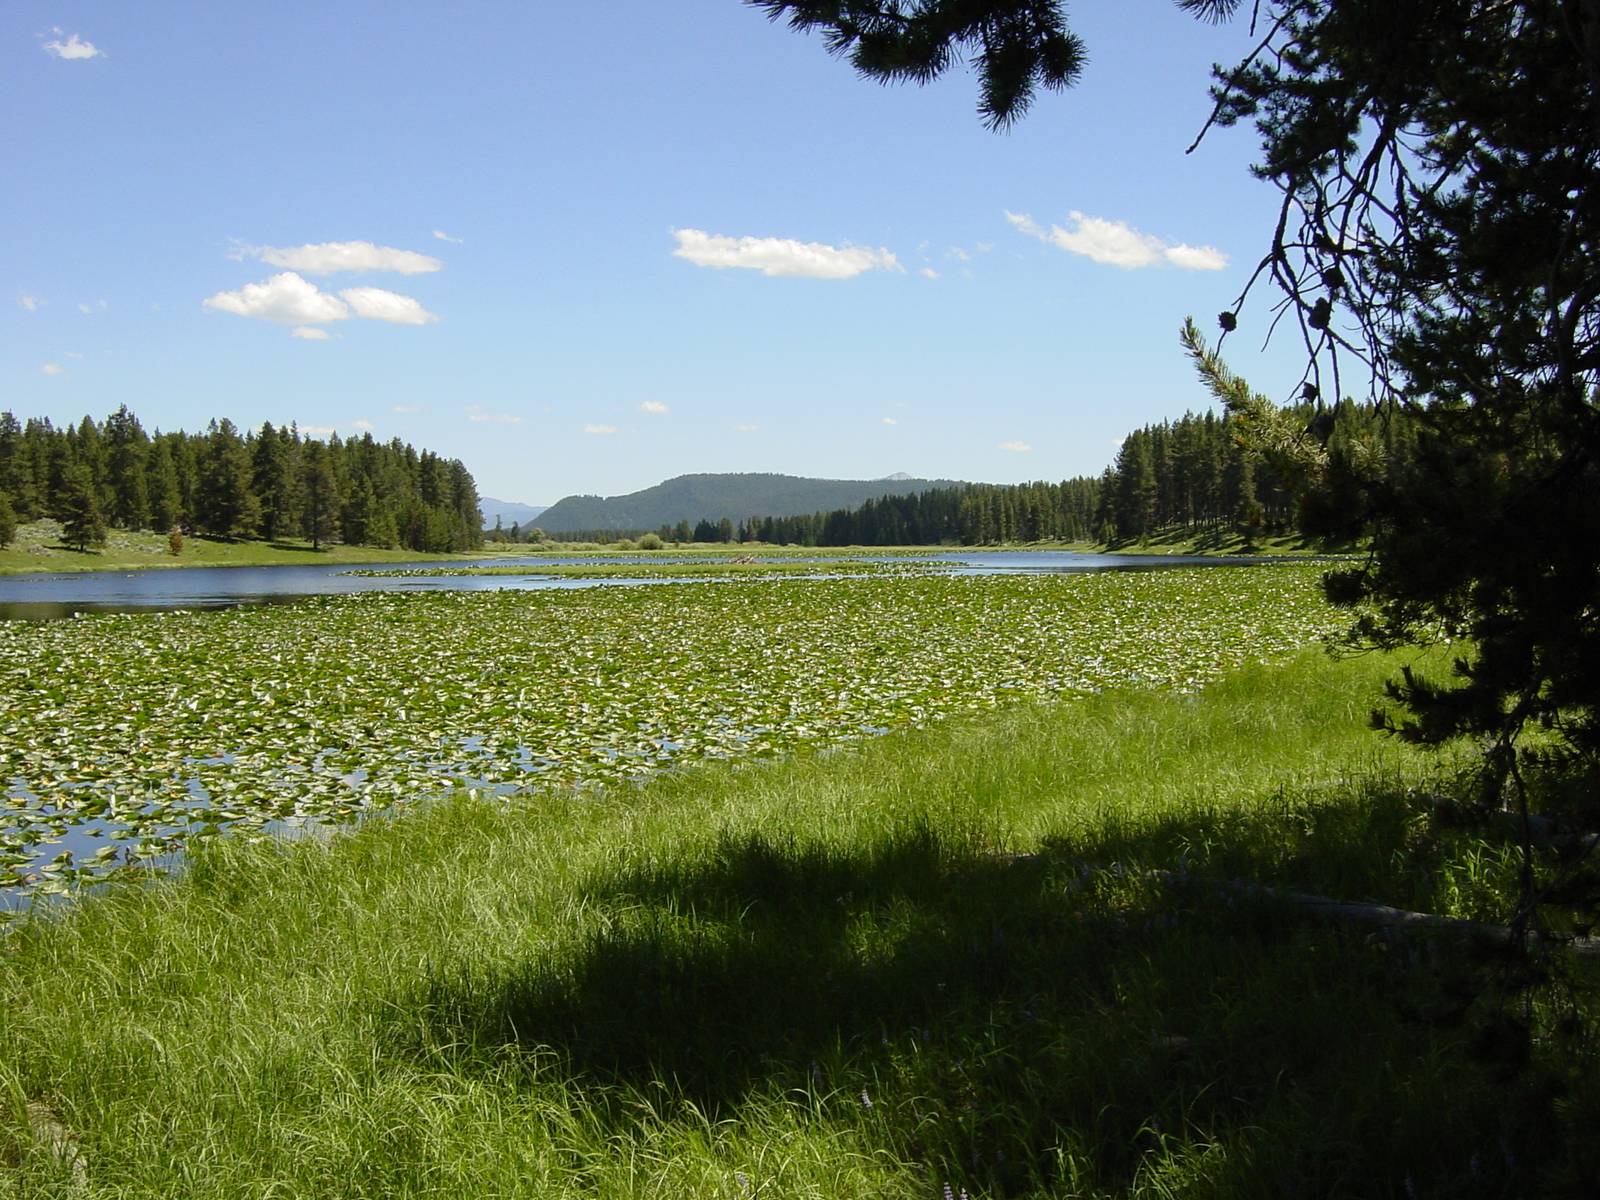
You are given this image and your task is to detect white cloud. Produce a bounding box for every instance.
[639,400,670,414]
[204,272,350,325]
[919,267,939,280]
[44,33,102,60]
[40,362,64,376]
[466,405,522,425]
[432,230,463,244]
[671,228,900,279]
[291,326,331,340]
[881,417,897,426]
[1006,210,1226,271]
[735,423,760,433]
[948,247,971,262]
[583,424,617,435]
[77,299,107,315]
[234,240,442,276]
[300,425,337,438]
[975,242,994,254]
[392,404,422,414]
[1162,242,1230,271]
[351,419,375,431]
[18,295,42,311]
[998,440,1032,453]
[338,286,438,325]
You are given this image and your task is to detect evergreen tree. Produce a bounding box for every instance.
[145,437,182,532]
[196,419,261,538]
[0,413,34,520]
[59,465,107,551]
[252,421,302,541]
[0,491,15,547]
[103,405,150,530]
[301,440,340,551]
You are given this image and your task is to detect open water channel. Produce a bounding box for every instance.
[0,550,1263,621]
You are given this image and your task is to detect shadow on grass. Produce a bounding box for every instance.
[391,795,1595,1196]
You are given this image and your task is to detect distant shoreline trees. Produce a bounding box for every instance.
[516,404,1396,550]
[0,406,482,553]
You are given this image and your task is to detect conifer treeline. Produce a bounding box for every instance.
[0,406,482,552]
[545,404,1404,548]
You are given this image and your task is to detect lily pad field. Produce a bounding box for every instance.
[1,566,1341,901]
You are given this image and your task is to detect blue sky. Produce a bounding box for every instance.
[7,1,1309,505]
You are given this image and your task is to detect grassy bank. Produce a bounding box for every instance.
[0,520,480,575]
[4,648,1594,1197]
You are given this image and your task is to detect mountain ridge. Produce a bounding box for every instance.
[536,472,967,533]
[479,496,548,530]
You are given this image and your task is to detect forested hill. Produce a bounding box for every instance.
[536,472,964,533]
[0,406,483,553]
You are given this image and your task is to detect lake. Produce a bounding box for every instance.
[0,550,1266,620]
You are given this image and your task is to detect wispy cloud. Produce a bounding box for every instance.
[392,404,422,414]
[735,423,760,433]
[466,405,521,425]
[291,326,331,341]
[432,230,463,244]
[671,228,900,279]
[18,295,42,311]
[583,424,617,435]
[881,417,897,426]
[40,362,64,376]
[232,240,442,276]
[204,272,436,329]
[77,299,107,315]
[998,440,1032,453]
[639,400,669,415]
[1006,210,1226,271]
[919,267,939,280]
[44,31,102,60]
[948,247,971,262]
[300,425,336,438]
[351,419,375,431]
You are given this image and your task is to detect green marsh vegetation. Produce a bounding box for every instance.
[1,567,1338,898]
[344,557,960,579]
[4,641,1599,1196]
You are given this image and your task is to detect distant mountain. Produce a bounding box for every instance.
[537,472,967,533]
[479,497,548,530]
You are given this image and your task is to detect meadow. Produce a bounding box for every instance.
[4,564,1596,1197]
[0,520,477,576]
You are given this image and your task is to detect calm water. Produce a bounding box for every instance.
[0,553,1267,624]
[0,550,1267,621]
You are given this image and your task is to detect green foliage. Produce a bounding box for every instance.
[1175,4,1600,868]
[770,0,1600,952]
[0,493,14,549]
[0,566,1342,899]
[4,648,1597,1195]
[749,1,1085,129]
[0,408,483,556]
[58,467,106,552]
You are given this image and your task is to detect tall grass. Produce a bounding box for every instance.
[2,648,1596,1197]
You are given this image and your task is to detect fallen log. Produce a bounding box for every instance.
[997,853,1600,960]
